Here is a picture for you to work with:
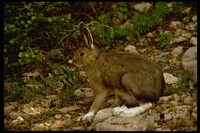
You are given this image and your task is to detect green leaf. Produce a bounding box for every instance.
[61,66,74,85]
[47,17,53,23]
[111,4,117,9]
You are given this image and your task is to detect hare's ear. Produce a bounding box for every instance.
[79,21,87,30]
[79,22,94,49]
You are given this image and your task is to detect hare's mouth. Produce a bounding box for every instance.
[69,59,82,68]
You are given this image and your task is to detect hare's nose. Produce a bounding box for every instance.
[68,59,73,64]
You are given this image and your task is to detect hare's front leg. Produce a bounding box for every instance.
[77,90,108,121]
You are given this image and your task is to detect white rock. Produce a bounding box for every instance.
[159,95,172,102]
[164,30,170,34]
[22,104,41,115]
[182,32,192,39]
[124,45,139,54]
[133,2,152,12]
[163,73,178,84]
[164,113,173,121]
[64,114,72,118]
[186,24,196,31]
[192,15,197,23]
[174,28,182,37]
[170,21,181,29]
[184,96,192,105]
[74,88,93,97]
[170,36,187,44]
[55,114,62,119]
[190,37,197,45]
[167,3,172,8]
[171,46,183,57]
[11,116,24,125]
[146,32,153,38]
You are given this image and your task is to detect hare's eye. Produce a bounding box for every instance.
[80,51,85,57]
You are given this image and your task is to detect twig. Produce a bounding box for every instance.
[58,31,72,43]
[27,44,34,54]
[89,2,98,19]
[24,4,33,12]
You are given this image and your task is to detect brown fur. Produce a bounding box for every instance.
[71,22,165,117]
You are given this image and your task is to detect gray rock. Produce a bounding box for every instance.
[174,28,182,37]
[55,114,62,119]
[31,123,49,131]
[175,105,192,119]
[173,94,180,102]
[171,46,183,57]
[71,126,85,131]
[22,104,41,115]
[164,30,171,34]
[22,69,41,78]
[10,116,24,126]
[192,15,197,23]
[9,112,30,120]
[186,23,197,31]
[4,103,18,114]
[184,96,192,105]
[133,2,152,12]
[170,21,181,29]
[193,106,197,113]
[163,73,178,84]
[170,36,187,44]
[159,95,172,102]
[64,114,72,118]
[94,108,113,123]
[170,100,180,106]
[58,106,80,114]
[49,119,68,131]
[190,37,197,45]
[124,45,139,54]
[164,113,173,121]
[182,32,192,39]
[182,46,197,81]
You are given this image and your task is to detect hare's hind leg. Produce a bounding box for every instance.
[120,71,157,102]
[112,72,154,117]
[113,102,152,117]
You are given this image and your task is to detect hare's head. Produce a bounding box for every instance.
[70,22,100,68]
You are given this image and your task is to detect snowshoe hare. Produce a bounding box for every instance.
[69,22,165,121]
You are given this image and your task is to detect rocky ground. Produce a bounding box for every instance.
[4,2,197,131]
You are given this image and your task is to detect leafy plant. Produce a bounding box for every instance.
[61,66,76,86]
[156,33,172,48]
[146,122,154,131]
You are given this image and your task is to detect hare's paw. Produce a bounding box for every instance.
[119,103,153,117]
[77,111,95,121]
[112,105,128,116]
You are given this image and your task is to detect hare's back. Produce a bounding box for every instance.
[100,52,162,73]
